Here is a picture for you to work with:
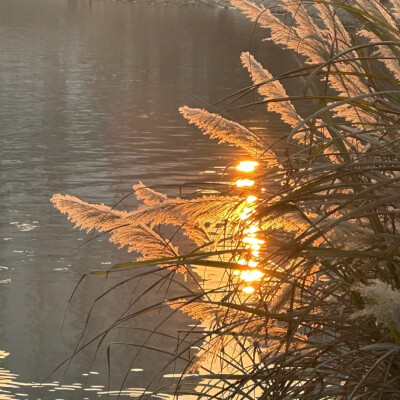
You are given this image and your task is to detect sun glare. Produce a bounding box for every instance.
[243,237,265,247]
[242,286,255,294]
[236,179,254,188]
[244,225,258,234]
[241,269,264,282]
[236,161,259,172]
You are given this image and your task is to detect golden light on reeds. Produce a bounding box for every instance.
[240,196,257,220]
[244,225,258,234]
[236,160,259,172]
[240,208,253,220]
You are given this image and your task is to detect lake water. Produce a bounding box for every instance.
[0,0,289,398]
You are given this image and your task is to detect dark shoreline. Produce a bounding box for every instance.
[118,0,268,8]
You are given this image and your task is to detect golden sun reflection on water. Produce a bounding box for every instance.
[236,161,259,172]
[235,179,254,188]
[234,161,265,293]
[0,350,26,400]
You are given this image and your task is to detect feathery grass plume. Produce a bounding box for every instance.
[126,194,245,231]
[287,0,376,127]
[356,0,399,28]
[231,0,330,64]
[314,3,352,51]
[229,0,309,57]
[240,51,302,128]
[52,190,246,260]
[133,181,167,205]
[52,191,249,258]
[359,28,400,81]
[390,0,400,20]
[179,106,271,161]
[51,194,179,258]
[51,192,242,255]
[283,0,328,56]
[51,194,129,233]
[233,0,382,128]
[111,223,180,259]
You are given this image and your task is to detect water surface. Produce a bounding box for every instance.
[0,1,288,397]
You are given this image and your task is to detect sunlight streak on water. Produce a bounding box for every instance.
[236,160,258,172]
[235,178,254,187]
[234,161,265,292]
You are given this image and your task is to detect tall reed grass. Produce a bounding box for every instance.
[51,0,400,398]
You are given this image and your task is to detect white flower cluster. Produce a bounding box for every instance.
[353,280,400,330]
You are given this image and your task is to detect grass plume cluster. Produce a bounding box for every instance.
[51,0,400,398]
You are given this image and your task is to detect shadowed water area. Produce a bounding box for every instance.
[0,0,291,397]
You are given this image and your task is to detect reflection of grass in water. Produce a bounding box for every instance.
[51,0,400,398]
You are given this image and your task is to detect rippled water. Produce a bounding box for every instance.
[0,0,290,397]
